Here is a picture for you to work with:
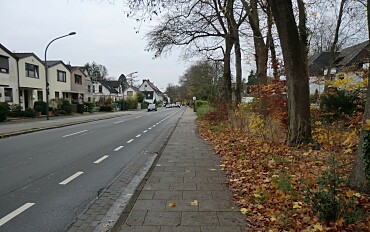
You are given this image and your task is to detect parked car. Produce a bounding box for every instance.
[175,102,181,108]
[165,104,172,108]
[147,104,157,111]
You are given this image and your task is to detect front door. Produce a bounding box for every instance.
[24,89,29,109]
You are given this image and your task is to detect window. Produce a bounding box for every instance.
[127,91,133,96]
[88,85,92,92]
[55,91,60,98]
[0,55,9,73]
[25,63,39,78]
[99,85,102,93]
[4,88,12,102]
[37,91,43,101]
[75,74,82,85]
[57,70,66,82]
[93,85,96,93]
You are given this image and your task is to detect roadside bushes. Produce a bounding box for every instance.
[84,102,95,113]
[77,104,84,114]
[320,89,362,117]
[99,105,114,112]
[0,102,10,122]
[33,101,47,114]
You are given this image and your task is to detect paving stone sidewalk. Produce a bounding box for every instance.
[119,108,246,232]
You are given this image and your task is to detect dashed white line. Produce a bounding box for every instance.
[143,130,148,133]
[59,171,83,185]
[62,130,88,138]
[136,134,141,138]
[94,155,109,164]
[127,139,134,144]
[114,120,126,124]
[0,203,35,227]
[135,116,141,118]
[114,146,124,151]
[148,127,152,130]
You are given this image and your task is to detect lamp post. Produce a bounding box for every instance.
[126,71,138,86]
[193,96,196,112]
[44,32,76,120]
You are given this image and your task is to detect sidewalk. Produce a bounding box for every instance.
[0,111,134,138]
[118,108,246,232]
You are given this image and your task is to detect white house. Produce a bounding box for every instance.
[92,80,120,102]
[45,60,72,102]
[123,85,141,100]
[0,44,19,106]
[138,79,163,104]
[14,52,46,109]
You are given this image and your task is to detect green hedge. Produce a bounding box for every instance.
[0,102,10,122]
[99,105,113,112]
[33,101,48,114]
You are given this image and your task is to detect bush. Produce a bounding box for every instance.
[33,101,47,114]
[9,104,23,117]
[77,104,84,114]
[320,89,362,116]
[24,108,36,118]
[84,102,95,113]
[99,105,113,112]
[196,100,208,108]
[126,96,138,110]
[0,102,10,122]
[60,99,72,114]
[119,100,128,111]
[142,101,149,109]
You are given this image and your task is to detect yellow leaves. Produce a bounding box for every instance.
[240,207,252,214]
[292,202,303,209]
[364,119,370,131]
[257,204,264,209]
[190,200,199,206]
[168,202,176,207]
[312,223,323,231]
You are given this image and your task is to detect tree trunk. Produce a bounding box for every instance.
[269,0,312,145]
[234,32,242,106]
[267,6,279,80]
[223,34,234,106]
[348,0,370,193]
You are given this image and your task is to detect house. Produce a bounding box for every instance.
[44,60,72,103]
[92,80,121,102]
[138,79,163,104]
[123,85,141,100]
[68,66,88,104]
[308,40,370,94]
[14,52,46,109]
[0,44,19,106]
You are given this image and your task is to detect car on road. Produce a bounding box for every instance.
[165,104,172,108]
[147,104,157,111]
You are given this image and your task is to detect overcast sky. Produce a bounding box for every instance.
[0,0,189,91]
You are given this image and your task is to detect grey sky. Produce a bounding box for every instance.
[1,0,187,91]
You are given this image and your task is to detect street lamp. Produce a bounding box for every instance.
[44,32,76,120]
[126,71,138,86]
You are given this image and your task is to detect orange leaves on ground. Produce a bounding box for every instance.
[197,115,370,231]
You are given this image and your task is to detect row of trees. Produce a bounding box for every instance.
[124,0,369,192]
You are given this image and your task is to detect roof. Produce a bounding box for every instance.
[99,80,119,94]
[335,40,370,67]
[0,43,17,59]
[13,52,45,65]
[44,60,71,70]
[141,79,163,96]
[124,85,141,93]
[69,66,87,77]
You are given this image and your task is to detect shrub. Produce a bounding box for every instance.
[24,108,36,118]
[126,96,138,110]
[60,99,72,114]
[9,104,23,117]
[77,104,84,114]
[119,100,128,111]
[84,102,95,113]
[142,101,149,109]
[0,102,10,122]
[320,89,362,116]
[33,101,47,114]
[99,105,113,112]
[136,92,144,103]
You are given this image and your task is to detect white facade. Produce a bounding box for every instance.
[16,54,46,109]
[123,86,140,100]
[0,46,19,105]
[138,79,163,104]
[47,62,72,101]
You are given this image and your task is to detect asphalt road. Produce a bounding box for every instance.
[0,107,183,232]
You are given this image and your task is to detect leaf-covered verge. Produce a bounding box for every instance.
[197,108,370,231]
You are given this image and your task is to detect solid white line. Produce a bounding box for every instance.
[127,139,134,144]
[135,116,141,118]
[136,134,141,138]
[94,155,109,164]
[0,203,35,227]
[114,120,125,124]
[114,146,124,151]
[143,130,148,133]
[59,172,83,185]
[62,130,88,138]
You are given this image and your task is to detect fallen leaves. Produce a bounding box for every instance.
[197,113,370,231]
[190,200,199,206]
[168,202,176,207]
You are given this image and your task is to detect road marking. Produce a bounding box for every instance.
[127,139,134,144]
[0,203,35,227]
[148,127,152,130]
[63,130,88,138]
[135,116,141,118]
[94,155,109,164]
[152,125,156,128]
[114,120,126,124]
[143,130,148,133]
[114,146,124,151]
[136,134,141,138]
[59,172,83,185]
